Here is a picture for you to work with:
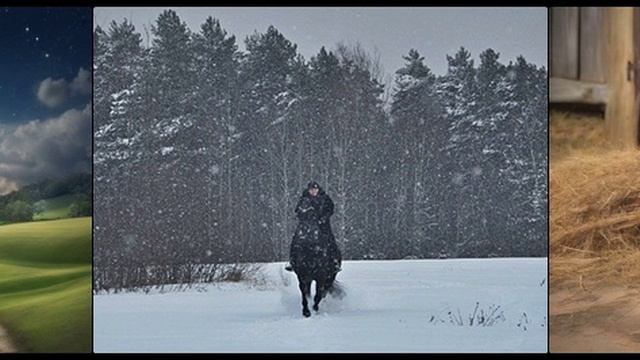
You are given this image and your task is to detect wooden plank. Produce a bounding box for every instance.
[603,7,639,148]
[580,8,606,83]
[551,7,579,79]
[549,77,609,104]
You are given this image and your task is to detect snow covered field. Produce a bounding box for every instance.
[94,258,547,353]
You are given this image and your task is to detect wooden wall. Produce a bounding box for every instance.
[580,8,606,83]
[550,7,579,79]
[550,7,639,149]
[550,7,606,83]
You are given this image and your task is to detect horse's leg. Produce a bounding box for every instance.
[299,279,311,317]
[313,279,324,312]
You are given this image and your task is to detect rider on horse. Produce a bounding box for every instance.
[285,181,342,273]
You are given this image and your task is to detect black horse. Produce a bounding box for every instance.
[290,197,342,317]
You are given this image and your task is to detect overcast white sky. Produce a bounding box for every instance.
[94,7,547,77]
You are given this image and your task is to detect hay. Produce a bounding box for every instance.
[550,150,640,286]
[550,110,608,162]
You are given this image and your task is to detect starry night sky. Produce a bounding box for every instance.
[0,7,92,194]
[0,7,91,122]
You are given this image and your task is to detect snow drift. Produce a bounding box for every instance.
[94,258,547,353]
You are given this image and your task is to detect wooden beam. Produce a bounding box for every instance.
[549,77,609,104]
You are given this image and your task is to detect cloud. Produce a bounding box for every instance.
[0,177,18,196]
[0,104,91,190]
[36,68,91,108]
[37,77,69,108]
[70,68,91,96]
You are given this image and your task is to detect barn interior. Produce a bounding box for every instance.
[549,7,640,353]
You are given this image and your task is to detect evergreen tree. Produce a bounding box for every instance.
[190,16,240,262]
[238,26,299,260]
[390,49,442,258]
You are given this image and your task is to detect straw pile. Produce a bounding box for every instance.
[549,110,608,162]
[550,111,640,286]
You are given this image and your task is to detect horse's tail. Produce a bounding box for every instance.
[327,279,346,299]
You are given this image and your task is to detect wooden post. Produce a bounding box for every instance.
[604,7,639,149]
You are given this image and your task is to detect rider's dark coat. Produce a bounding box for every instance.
[290,186,341,270]
[295,188,334,235]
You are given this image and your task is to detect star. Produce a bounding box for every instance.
[44,52,50,58]
[25,26,30,32]
[35,36,39,42]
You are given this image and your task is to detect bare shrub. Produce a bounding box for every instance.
[428,302,506,327]
[94,262,263,294]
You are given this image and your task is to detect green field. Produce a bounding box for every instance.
[32,194,75,221]
[0,217,91,353]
